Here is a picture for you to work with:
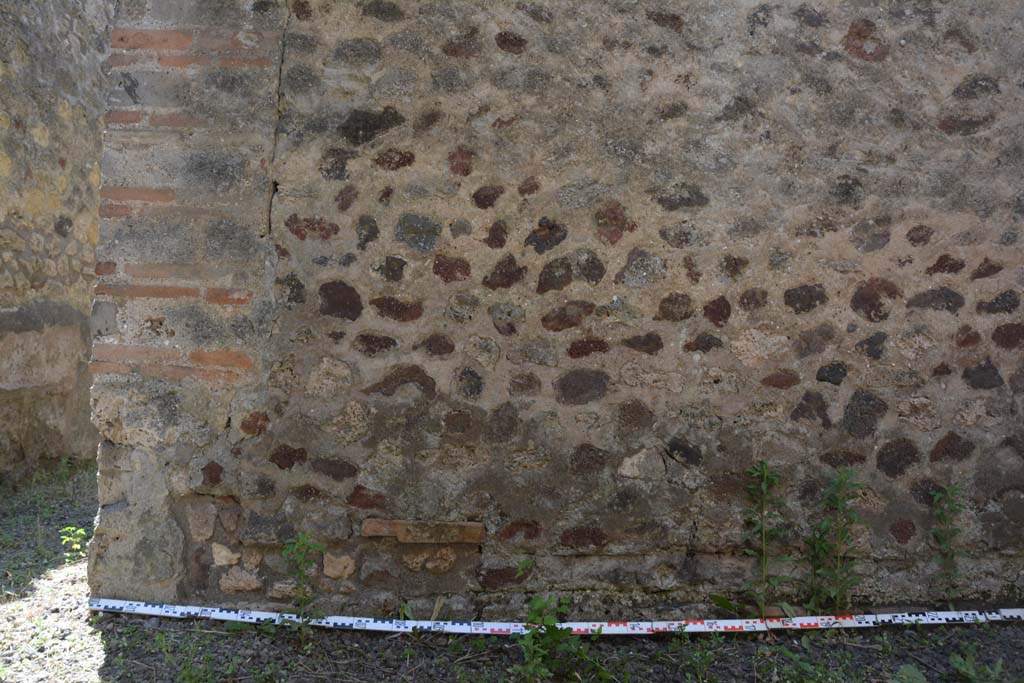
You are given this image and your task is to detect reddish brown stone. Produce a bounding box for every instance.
[240,411,269,436]
[761,369,800,389]
[542,301,595,331]
[319,280,363,320]
[353,333,398,356]
[285,214,339,241]
[842,389,887,438]
[442,27,481,58]
[484,220,508,248]
[270,444,307,470]
[932,362,952,377]
[483,254,527,289]
[310,458,357,481]
[362,365,436,396]
[970,258,1003,280]
[739,288,768,311]
[954,325,981,348]
[993,323,1024,349]
[906,224,933,246]
[684,333,723,353]
[526,217,568,254]
[518,175,540,196]
[509,372,541,396]
[568,337,609,358]
[930,431,975,462]
[790,391,832,428]
[963,357,1003,389]
[593,200,637,244]
[816,362,847,386]
[554,369,609,405]
[855,331,887,360]
[560,526,608,550]
[907,287,965,313]
[495,31,527,54]
[201,461,224,486]
[414,333,455,356]
[703,296,732,327]
[938,114,995,136]
[977,290,1019,315]
[820,449,866,467]
[443,409,477,435]
[647,10,683,32]
[616,399,655,442]
[472,185,505,209]
[794,323,836,358]
[890,519,916,545]
[448,146,475,176]
[373,148,415,170]
[370,296,423,321]
[377,255,406,282]
[654,292,694,321]
[850,278,902,322]
[876,438,920,478]
[537,257,572,294]
[622,332,663,355]
[842,18,888,62]
[477,566,525,589]
[335,185,359,211]
[347,485,388,510]
[926,254,966,275]
[433,254,471,282]
[784,283,828,313]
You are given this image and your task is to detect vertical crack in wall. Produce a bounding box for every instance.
[263,5,291,238]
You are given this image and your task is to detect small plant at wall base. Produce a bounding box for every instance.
[59,525,88,563]
[930,483,965,604]
[803,468,863,612]
[741,460,787,621]
[281,532,325,642]
[510,595,609,682]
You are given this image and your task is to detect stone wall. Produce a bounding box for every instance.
[90,0,1024,617]
[0,0,113,480]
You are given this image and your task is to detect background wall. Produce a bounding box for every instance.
[0,0,113,481]
[90,0,1024,618]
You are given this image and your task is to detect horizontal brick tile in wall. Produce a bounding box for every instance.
[99,187,176,203]
[205,289,252,305]
[148,112,205,128]
[104,110,144,125]
[138,364,241,384]
[362,519,486,544]
[188,350,254,370]
[92,343,182,364]
[111,29,192,51]
[94,284,200,299]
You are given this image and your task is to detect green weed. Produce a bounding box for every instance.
[59,525,88,563]
[742,460,787,621]
[930,483,965,603]
[804,467,862,612]
[510,595,609,682]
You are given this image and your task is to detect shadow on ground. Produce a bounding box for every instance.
[0,460,96,601]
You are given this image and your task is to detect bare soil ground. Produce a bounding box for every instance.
[2,463,1022,682]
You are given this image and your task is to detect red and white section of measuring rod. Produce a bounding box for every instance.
[88,599,1024,635]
